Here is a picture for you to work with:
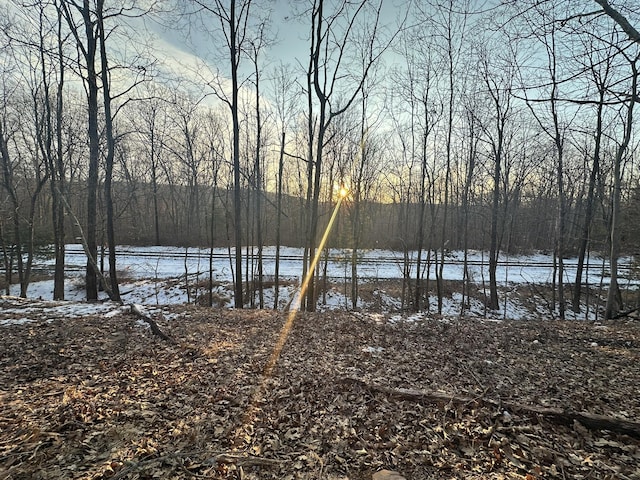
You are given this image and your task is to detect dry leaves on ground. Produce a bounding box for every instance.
[1,300,639,479]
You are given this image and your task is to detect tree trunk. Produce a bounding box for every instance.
[415,114,429,312]
[488,135,501,311]
[572,124,601,313]
[77,0,100,301]
[97,0,120,302]
[305,111,326,313]
[230,0,244,309]
[461,111,477,315]
[21,178,49,297]
[253,50,264,309]
[151,140,161,246]
[0,123,25,297]
[274,131,285,310]
[41,3,66,300]
[605,57,637,318]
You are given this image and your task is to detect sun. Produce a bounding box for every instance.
[338,186,349,198]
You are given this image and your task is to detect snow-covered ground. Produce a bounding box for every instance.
[3,244,637,322]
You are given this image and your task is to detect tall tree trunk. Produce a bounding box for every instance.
[274,131,285,309]
[351,96,369,311]
[605,56,637,319]
[461,111,477,315]
[572,121,601,312]
[253,48,264,309]
[438,89,453,315]
[415,104,430,312]
[0,123,25,297]
[151,155,161,245]
[488,151,500,311]
[305,103,327,313]
[302,49,315,312]
[39,2,66,300]
[97,0,120,301]
[230,0,244,309]
[208,187,216,307]
[552,85,566,319]
[65,0,100,301]
[52,7,66,301]
[303,0,382,310]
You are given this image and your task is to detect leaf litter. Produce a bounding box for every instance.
[1,299,639,479]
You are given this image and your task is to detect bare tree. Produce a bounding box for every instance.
[571,32,615,313]
[96,0,122,301]
[476,46,516,311]
[247,21,271,308]
[420,0,472,314]
[59,0,102,300]
[60,0,151,301]
[129,87,173,245]
[511,2,573,318]
[184,0,262,308]
[0,6,55,298]
[271,63,297,309]
[458,92,481,314]
[303,0,388,312]
[165,93,207,242]
[31,0,69,300]
[390,25,442,312]
[202,109,225,306]
[605,51,638,319]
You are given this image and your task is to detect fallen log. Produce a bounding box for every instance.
[343,378,640,439]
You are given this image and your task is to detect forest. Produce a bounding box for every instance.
[1,0,639,319]
[1,2,640,479]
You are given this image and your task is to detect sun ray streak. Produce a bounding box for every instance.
[232,192,347,449]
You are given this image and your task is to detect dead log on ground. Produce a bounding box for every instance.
[343,377,640,439]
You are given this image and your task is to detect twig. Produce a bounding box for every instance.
[458,359,486,392]
[211,453,282,467]
[130,304,174,343]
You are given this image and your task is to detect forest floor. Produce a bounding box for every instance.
[1,299,639,479]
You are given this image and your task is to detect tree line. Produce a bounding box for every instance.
[0,0,638,318]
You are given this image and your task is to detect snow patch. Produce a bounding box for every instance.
[362,346,384,354]
[0,317,34,326]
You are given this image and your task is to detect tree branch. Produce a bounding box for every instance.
[593,0,640,44]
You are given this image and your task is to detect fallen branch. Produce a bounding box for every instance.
[130,304,174,343]
[343,378,640,439]
[57,188,118,302]
[211,453,282,467]
[612,304,640,320]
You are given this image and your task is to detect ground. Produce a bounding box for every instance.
[1,300,639,479]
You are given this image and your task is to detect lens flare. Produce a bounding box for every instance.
[233,194,346,450]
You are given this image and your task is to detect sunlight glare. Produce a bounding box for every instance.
[233,193,346,450]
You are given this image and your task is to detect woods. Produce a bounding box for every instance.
[0,0,639,317]
[1,4,640,479]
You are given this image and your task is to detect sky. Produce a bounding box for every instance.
[135,0,412,103]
